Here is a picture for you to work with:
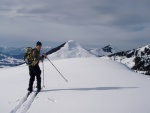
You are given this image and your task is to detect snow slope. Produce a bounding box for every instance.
[48,40,96,60]
[0,58,150,113]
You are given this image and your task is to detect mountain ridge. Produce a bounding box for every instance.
[107,44,150,75]
[88,44,116,56]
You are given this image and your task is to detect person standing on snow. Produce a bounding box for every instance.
[27,41,46,92]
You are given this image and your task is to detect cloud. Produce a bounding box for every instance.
[1,0,150,28]
[0,0,150,49]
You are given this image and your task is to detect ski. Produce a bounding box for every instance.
[10,91,32,113]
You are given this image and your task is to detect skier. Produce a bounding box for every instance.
[27,41,46,92]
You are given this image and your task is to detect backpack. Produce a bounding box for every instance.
[24,47,35,65]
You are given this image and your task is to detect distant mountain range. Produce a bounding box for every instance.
[107,44,150,75]
[0,46,51,68]
[0,40,116,67]
[0,52,23,68]
[1,40,150,76]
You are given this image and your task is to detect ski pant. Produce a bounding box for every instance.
[28,64,41,90]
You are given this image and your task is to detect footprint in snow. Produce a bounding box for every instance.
[46,97,57,103]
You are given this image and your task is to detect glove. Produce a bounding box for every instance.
[42,54,47,59]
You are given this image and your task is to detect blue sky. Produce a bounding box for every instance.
[0,0,150,50]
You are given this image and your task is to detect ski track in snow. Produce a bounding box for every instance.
[10,92,31,113]
[19,92,39,113]
[10,92,39,113]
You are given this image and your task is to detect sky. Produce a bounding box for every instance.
[0,0,150,50]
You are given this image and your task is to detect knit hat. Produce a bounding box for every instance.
[36,41,42,46]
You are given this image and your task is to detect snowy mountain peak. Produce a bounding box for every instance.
[102,45,113,53]
[65,40,83,50]
[67,40,75,43]
[47,40,96,60]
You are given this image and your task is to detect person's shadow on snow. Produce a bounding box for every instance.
[40,87,138,92]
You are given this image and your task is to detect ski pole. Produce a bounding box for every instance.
[42,61,45,88]
[46,57,68,82]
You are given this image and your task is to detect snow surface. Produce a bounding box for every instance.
[0,58,150,113]
[48,40,96,60]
